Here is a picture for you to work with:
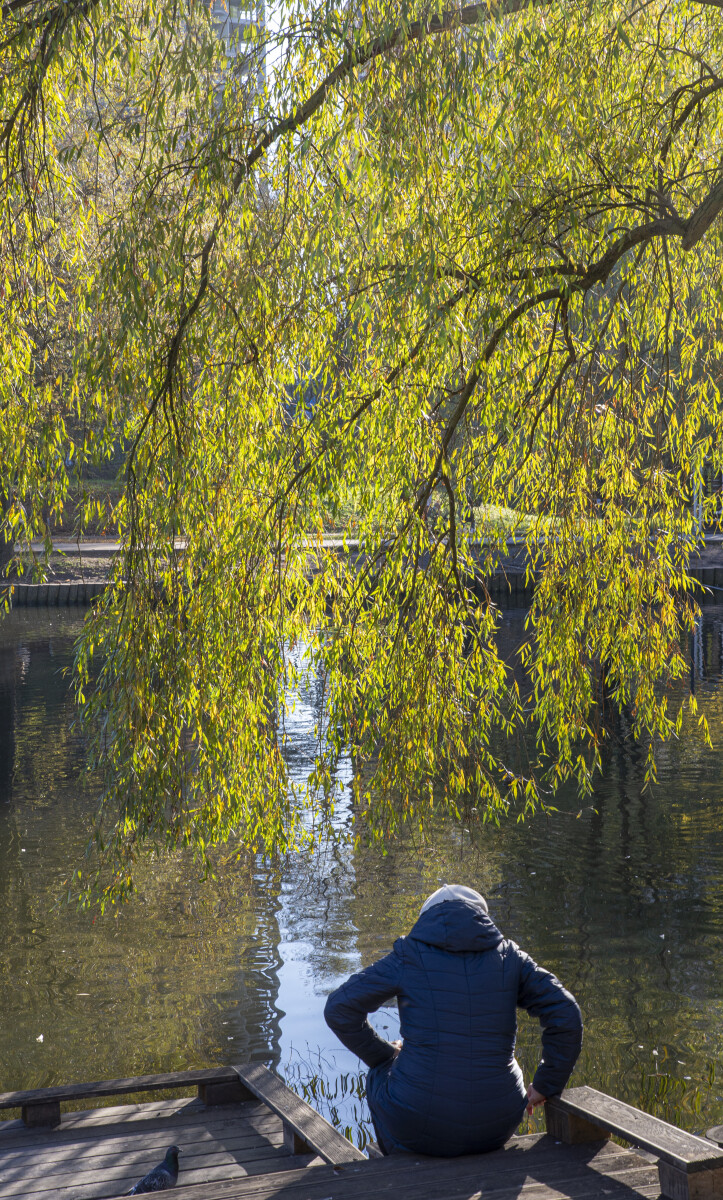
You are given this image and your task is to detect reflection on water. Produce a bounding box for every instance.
[1,608,723,1143]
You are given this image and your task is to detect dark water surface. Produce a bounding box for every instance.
[1,608,723,1144]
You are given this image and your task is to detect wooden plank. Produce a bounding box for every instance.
[0,1093,266,1134]
[269,1160,654,1200]
[547,1088,723,1173]
[0,1113,276,1161]
[84,1135,654,1200]
[0,1120,285,1162]
[368,1167,658,1200]
[0,1067,239,1112]
[152,1137,651,1195]
[0,1131,291,1181]
[0,1141,296,1197]
[0,1123,284,1171]
[0,1103,661,1200]
[0,1092,300,1200]
[0,1128,284,1166]
[4,1122,514,1173]
[7,1161,284,1200]
[233,1065,366,1165]
[96,1148,660,1200]
[10,1154,319,1200]
[0,1125,282,1168]
[0,1138,282,1180]
[352,1148,657,1198]
[55,1096,266,1128]
[267,1132,638,1185]
[323,1140,656,1189]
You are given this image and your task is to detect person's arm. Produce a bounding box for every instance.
[324,950,401,1069]
[516,949,583,1100]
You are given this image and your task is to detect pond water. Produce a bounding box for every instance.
[1,607,723,1145]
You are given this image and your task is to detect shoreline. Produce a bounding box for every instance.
[4,535,723,607]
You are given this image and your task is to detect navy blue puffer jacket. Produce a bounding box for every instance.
[324,898,582,1156]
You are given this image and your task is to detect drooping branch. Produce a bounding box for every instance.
[682,172,723,249]
[414,208,695,513]
[1,0,44,17]
[0,0,101,155]
[132,1,723,478]
[126,0,544,475]
[6,0,723,492]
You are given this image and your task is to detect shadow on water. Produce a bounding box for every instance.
[1,607,723,1144]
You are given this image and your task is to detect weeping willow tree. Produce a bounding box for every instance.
[2,0,723,903]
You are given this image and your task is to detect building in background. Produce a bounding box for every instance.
[211,0,266,91]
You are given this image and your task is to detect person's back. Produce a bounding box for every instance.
[324,885,583,1156]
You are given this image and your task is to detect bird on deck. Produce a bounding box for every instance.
[128,1146,181,1193]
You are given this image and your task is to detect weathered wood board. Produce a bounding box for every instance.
[104,1130,662,1200]
[546,1087,723,1200]
[0,1096,664,1200]
[0,1067,243,1118]
[547,1089,723,1172]
[233,1064,366,1163]
[0,1095,313,1200]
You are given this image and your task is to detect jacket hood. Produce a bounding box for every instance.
[406,898,504,953]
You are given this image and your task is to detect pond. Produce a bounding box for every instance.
[1,606,723,1145]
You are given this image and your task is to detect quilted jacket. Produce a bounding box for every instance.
[324,897,583,1156]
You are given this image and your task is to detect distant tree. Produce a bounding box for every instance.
[2,0,723,903]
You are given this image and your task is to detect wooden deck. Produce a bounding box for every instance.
[0,1121,665,1200]
[162,1134,664,1200]
[0,1109,660,1200]
[0,1069,720,1200]
[0,1092,317,1199]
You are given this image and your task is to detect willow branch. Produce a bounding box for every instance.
[127,0,542,475]
[682,173,723,249]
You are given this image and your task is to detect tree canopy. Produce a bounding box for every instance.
[2,0,723,903]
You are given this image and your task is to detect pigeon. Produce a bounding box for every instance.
[128,1146,181,1193]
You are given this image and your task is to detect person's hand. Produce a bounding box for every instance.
[526,1084,546,1115]
[391,1039,403,1059]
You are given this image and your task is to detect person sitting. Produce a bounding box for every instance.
[324,883,582,1156]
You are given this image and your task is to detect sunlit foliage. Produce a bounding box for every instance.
[2,0,723,902]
